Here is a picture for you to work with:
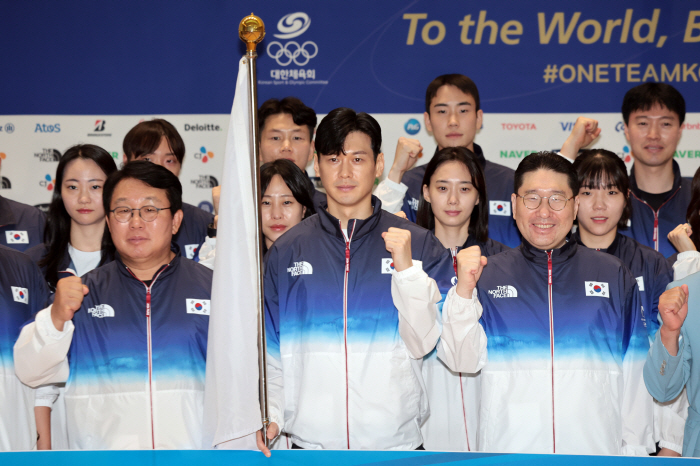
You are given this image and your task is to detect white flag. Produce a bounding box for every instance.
[202,57,262,448]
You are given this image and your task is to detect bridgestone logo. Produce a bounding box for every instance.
[488,285,518,298]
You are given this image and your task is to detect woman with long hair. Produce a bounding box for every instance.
[668,166,700,280]
[25,144,117,450]
[416,146,507,452]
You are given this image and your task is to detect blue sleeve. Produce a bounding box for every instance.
[644,328,691,403]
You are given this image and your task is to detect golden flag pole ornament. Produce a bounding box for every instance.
[238,13,270,447]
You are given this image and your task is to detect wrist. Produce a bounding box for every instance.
[393,256,413,272]
[388,166,406,184]
[456,284,475,299]
[50,309,66,332]
[660,325,681,340]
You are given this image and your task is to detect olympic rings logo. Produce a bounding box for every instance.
[267,41,318,67]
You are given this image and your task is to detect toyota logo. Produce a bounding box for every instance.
[267,41,318,67]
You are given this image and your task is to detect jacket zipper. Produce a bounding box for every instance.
[629,186,681,252]
[546,251,555,453]
[341,221,355,450]
[126,265,169,450]
[451,247,470,451]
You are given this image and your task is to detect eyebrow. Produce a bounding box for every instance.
[433,102,472,108]
[64,178,105,182]
[524,189,566,195]
[113,196,161,203]
[269,128,304,132]
[262,193,294,197]
[435,180,473,185]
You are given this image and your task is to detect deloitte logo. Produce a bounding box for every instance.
[404,119,420,135]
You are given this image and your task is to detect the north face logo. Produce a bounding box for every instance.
[88,304,115,318]
[408,198,419,211]
[287,261,313,276]
[488,285,518,298]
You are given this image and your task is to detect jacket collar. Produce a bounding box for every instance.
[629,159,683,198]
[434,143,487,169]
[519,233,578,266]
[317,195,383,241]
[115,243,182,283]
[572,230,620,255]
[0,195,16,226]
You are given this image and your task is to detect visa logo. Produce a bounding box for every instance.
[560,122,574,131]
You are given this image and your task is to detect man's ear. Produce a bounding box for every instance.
[313,152,320,177]
[307,139,315,166]
[511,192,517,219]
[171,209,184,235]
[374,152,385,179]
[424,112,433,134]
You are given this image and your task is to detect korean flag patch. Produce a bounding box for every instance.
[6,231,29,244]
[184,244,199,260]
[585,281,609,298]
[12,286,29,304]
[489,201,511,216]
[187,299,211,315]
[635,276,645,292]
[382,258,394,274]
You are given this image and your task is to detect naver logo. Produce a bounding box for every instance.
[404,118,420,135]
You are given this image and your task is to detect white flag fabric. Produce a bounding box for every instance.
[202,57,262,448]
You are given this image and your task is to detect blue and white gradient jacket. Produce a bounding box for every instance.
[177,202,214,260]
[264,197,472,450]
[14,248,212,450]
[0,195,45,253]
[444,238,654,455]
[0,245,49,451]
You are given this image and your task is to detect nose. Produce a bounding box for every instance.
[78,187,90,204]
[448,111,458,127]
[448,189,458,205]
[270,202,283,219]
[129,210,145,228]
[536,199,552,218]
[339,158,352,179]
[592,192,606,210]
[648,122,659,139]
[281,136,292,151]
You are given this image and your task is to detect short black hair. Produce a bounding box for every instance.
[417,147,489,243]
[514,152,578,195]
[622,82,686,125]
[315,108,382,161]
[425,74,480,114]
[103,161,182,216]
[261,159,316,220]
[258,97,317,139]
[572,149,631,229]
[123,119,185,164]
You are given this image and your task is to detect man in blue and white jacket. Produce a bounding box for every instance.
[447,152,653,454]
[14,162,212,450]
[1,245,49,451]
[260,108,486,452]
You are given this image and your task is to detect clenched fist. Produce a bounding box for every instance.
[382,227,413,272]
[658,284,689,356]
[455,246,487,299]
[560,116,601,160]
[51,276,88,331]
[388,137,423,183]
[668,223,696,253]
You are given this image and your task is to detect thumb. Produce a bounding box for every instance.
[381,232,387,239]
[480,256,488,267]
[82,285,89,296]
[682,284,690,301]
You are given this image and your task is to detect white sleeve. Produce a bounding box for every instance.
[436,286,487,374]
[13,306,73,388]
[197,237,217,270]
[654,389,688,454]
[34,384,61,408]
[673,251,700,281]
[374,178,407,214]
[392,260,442,359]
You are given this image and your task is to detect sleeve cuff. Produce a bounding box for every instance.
[381,178,408,193]
[443,287,481,322]
[556,151,574,163]
[658,440,683,454]
[677,250,700,261]
[391,260,423,280]
[36,306,74,341]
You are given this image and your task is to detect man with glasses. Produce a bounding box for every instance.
[15,161,213,449]
[445,151,653,454]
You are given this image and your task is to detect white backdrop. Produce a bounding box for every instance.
[1,113,700,211]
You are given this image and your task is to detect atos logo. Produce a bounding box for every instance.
[35,123,61,133]
[0,123,14,133]
[615,121,625,132]
[404,119,421,135]
[39,174,56,191]
[194,146,214,163]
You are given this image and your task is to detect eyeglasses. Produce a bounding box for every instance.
[110,206,171,223]
[516,194,573,211]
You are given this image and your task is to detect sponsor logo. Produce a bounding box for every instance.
[110,151,120,161]
[407,197,419,211]
[184,123,221,132]
[1,176,10,189]
[489,200,511,216]
[287,261,313,276]
[560,122,574,131]
[34,148,61,162]
[682,122,700,130]
[501,123,536,130]
[674,149,700,159]
[6,230,29,244]
[191,175,219,189]
[451,276,458,286]
[34,123,61,133]
[636,276,645,292]
[88,119,112,137]
[615,121,625,132]
[34,203,50,214]
[39,173,56,190]
[382,258,395,274]
[618,145,632,163]
[499,150,537,158]
[274,12,311,39]
[187,299,211,315]
[404,119,420,135]
[488,285,518,298]
[11,286,29,304]
[585,281,609,297]
[194,146,214,163]
[88,304,115,318]
[184,244,199,259]
[198,201,214,213]
[0,123,14,133]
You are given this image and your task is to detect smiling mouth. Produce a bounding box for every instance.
[534,224,554,229]
[591,217,608,222]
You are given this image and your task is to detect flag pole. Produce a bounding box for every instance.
[238,13,269,447]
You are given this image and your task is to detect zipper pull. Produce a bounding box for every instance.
[345,242,350,273]
[653,216,659,243]
[451,247,458,275]
[547,251,553,286]
[146,290,151,317]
